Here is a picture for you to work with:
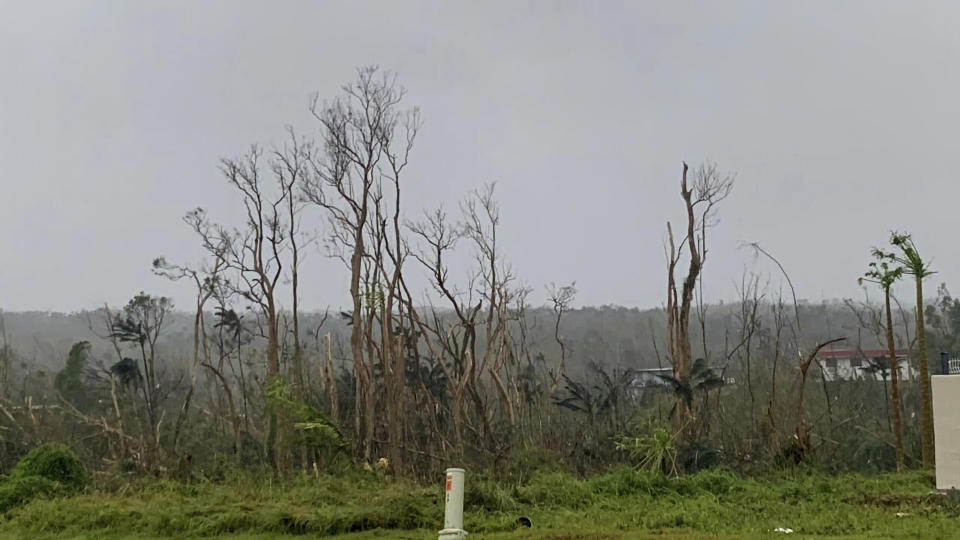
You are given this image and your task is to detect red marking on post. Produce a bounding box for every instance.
[445,474,453,492]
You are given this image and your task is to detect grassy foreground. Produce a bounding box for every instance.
[0,466,955,539]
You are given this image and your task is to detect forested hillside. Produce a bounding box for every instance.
[0,297,923,379]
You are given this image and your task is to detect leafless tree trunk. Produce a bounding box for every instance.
[154,209,228,455]
[546,281,576,426]
[884,286,906,472]
[273,129,310,398]
[794,338,845,460]
[303,67,419,463]
[409,208,473,455]
[217,144,293,472]
[664,162,733,433]
[324,333,338,422]
[0,313,10,400]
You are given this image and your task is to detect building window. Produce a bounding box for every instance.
[850,357,862,368]
[826,358,838,369]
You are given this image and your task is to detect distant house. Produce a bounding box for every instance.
[816,348,914,382]
[626,365,733,401]
[628,367,674,388]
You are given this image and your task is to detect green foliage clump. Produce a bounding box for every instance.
[516,471,594,509]
[54,341,92,408]
[11,443,86,490]
[674,467,741,496]
[263,377,350,456]
[0,443,84,513]
[465,477,517,512]
[496,447,564,482]
[588,465,666,496]
[616,422,679,475]
[0,475,58,512]
[587,465,741,499]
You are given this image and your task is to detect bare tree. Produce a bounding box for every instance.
[407,185,519,456]
[218,145,290,471]
[302,66,419,462]
[793,338,845,462]
[0,313,10,400]
[547,282,577,378]
[153,208,230,454]
[462,183,518,434]
[665,162,733,432]
[409,207,474,454]
[272,130,312,398]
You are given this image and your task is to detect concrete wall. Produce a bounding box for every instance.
[932,375,960,489]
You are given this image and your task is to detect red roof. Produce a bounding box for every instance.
[818,348,910,359]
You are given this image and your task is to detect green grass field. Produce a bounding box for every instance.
[0,467,955,539]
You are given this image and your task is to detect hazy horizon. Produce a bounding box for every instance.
[3,1,958,313]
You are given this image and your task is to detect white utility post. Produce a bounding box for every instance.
[438,467,467,539]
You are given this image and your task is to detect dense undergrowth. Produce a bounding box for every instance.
[0,443,85,513]
[0,445,956,539]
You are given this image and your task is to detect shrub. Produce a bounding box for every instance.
[465,477,517,512]
[11,443,86,490]
[589,466,669,497]
[679,468,740,496]
[0,475,58,512]
[616,423,679,475]
[516,471,594,508]
[497,447,564,482]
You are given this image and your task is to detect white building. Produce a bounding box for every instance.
[817,348,915,382]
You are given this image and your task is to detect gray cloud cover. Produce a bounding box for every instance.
[2,1,957,312]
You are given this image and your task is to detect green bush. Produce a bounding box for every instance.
[497,447,565,482]
[515,471,594,508]
[677,468,741,496]
[0,443,85,513]
[616,423,679,475]
[11,443,86,490]
[588,465,743,498]
[589,466,670,497]
[0,475,58,512]
[465,477,517,512]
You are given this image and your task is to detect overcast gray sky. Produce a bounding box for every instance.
[2,1,958,313]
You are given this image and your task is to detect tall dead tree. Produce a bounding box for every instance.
[303,67,418,462]
[219,146,290,470]
[272,129,312,397]
[547,282,577,378]
[0,313,10,400]
[665,162,733,432]
[153,208,231,454]
[377,104,420,472]
[409,207,474,454]
[462,183,517,434]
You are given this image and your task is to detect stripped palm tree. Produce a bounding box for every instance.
[655,358,724,418]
